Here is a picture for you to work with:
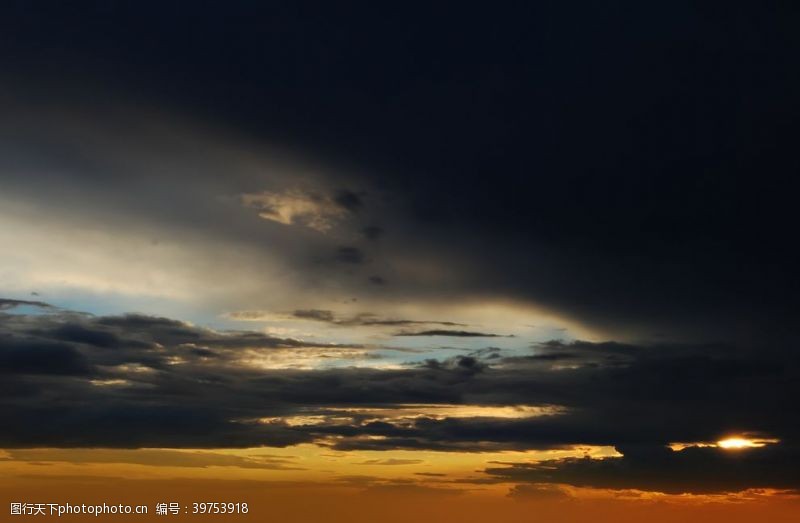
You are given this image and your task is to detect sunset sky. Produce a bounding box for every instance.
[1,2,799,521]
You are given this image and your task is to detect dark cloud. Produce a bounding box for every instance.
[1,3,799,344]
[282,338,795,456]
[49,324,123,349]
[289,310,466,328]
[395,330,511,338]
[0,298,54,311]
[0,305,799,493]
[2,403,312,449]
[0,339,93,376]
[486,444,800,495]
[2,308,797,450]
[361,319,465,327]
[90,313,360,351]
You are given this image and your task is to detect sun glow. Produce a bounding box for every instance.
[669,436,780,451]
[717,437,778,449]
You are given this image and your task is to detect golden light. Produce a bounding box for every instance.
[716,437,778,449]
[717,438,757,449]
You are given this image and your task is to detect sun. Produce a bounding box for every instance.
[717,438,757,449]
[716,437,778,450]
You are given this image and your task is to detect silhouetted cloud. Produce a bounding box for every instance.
[395,330,511,338]
[486,444,800,494]
[1,305,796,475]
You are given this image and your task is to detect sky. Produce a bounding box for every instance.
[1,2,799,521]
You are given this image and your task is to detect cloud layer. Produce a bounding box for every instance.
[1,303,797,493]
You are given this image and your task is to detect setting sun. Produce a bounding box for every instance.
[718,438,757,449]
[717,437,778,450]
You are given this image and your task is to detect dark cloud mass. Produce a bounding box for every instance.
[0,339,92,376]
[1,2,798,341]
[486,444,800,495]
[1,305,798,493]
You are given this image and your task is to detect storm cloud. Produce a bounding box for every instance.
[1,2,798,344]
